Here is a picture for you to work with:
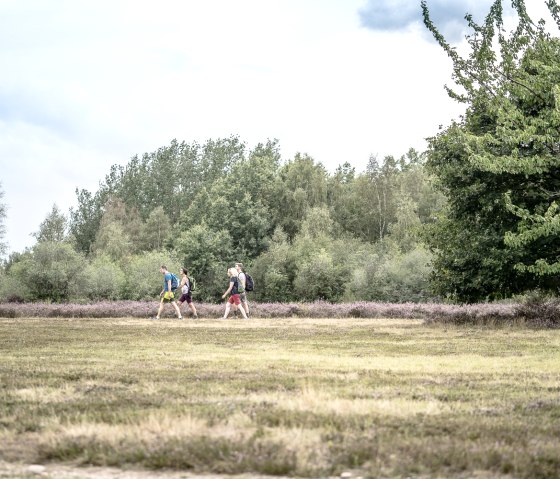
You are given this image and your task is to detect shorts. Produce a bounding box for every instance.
[161,291,176,303]
[228,294,241,305]
[178,293,192,304]
[239,291,248,303]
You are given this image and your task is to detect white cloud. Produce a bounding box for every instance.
[359,0,497,42]
[358,0,559,44]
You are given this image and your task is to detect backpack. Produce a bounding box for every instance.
[170,273,179,291]
[236,276,245,294]
[244,273,254,292]
[188,276,196,292]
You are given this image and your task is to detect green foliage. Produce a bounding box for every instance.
[373,245,434,302]
[122,250,180,300]
[10,132,447,303]
[243,140,282,207]
[32,204,68,243]
[329,151,439,246]
[22,242,85,302]
[251,227,297,302]
[294,249,344,302]
[93,220,132,262]
[0,265,30,302]
[91,197,153,261]
[273,154,328,239]
[82,255,126,300]
[344,243,435,303]
[251,207,433,303]
[0,275,15,302]
[504,197,560,275]
[259,268,291,303]
[388,193,422,252]
[179,176,271,260]
[423,214,523,302]
[422,0,560,301]
[141,206,171,251]
[288,207,342,302]
[69,188,104,255]
[174,223,232,302]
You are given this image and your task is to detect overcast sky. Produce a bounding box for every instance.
[0,0,553,255]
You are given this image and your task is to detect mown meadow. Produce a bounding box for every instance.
[1,316,560,478]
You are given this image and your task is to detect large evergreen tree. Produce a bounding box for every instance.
[422,0,560,301]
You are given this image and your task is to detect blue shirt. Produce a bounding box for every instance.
[163,272,173,292]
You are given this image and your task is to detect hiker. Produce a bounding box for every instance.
[235,262,250,318]
[222,267,248,319]
[177,267,198,319]
[152,265,182,320]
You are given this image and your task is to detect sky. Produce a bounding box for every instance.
[0,0,554,255]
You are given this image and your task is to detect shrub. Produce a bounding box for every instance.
[30,242,84,302]
[294,249,344,302]
[82,255,126,301]
[0,270,30,303]
[260,269,290,303]
[174,224,233,302]
[358,245,434,303]
[515,293,560,329]
[122,251,180,300]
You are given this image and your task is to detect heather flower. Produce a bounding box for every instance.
[0,300,526,325]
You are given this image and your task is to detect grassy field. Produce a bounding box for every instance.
[1,317,560,479]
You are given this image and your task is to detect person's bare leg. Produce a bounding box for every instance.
[172,301,182,318]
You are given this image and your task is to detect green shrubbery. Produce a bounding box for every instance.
[83,255,126,300]
[0,245,183,303]
[121,250,180,300]
[1,189,439,303]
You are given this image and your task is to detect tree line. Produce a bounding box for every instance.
[1,0,558,304]
[0,140,442,304]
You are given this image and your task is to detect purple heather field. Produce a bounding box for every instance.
[0,300,524,323]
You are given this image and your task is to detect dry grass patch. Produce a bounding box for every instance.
[248,386,457,418]
[1,317,560,478]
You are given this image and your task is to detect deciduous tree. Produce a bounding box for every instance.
[422,0,560,300]
[32,204,68,243]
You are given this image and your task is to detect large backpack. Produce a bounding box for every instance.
[170,273,179,291]
[244,273,254,292]
[236,276,245,294]
[188,276,196,292]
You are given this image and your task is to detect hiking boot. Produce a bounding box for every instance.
[150,316,160,320]
[178,316,183,320]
